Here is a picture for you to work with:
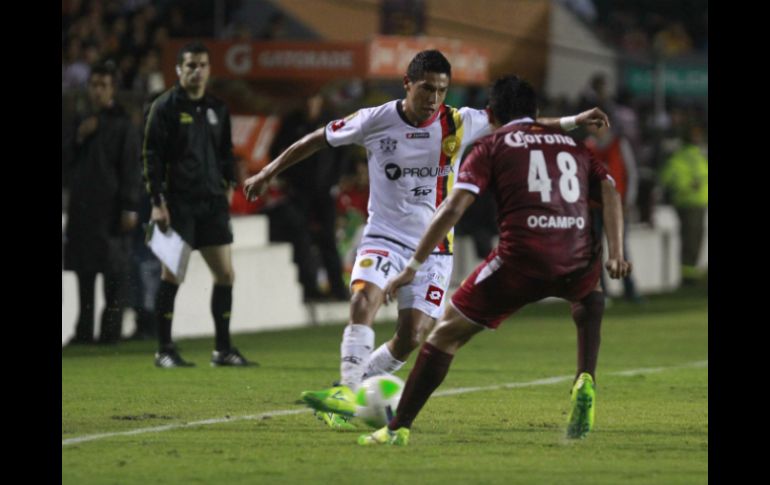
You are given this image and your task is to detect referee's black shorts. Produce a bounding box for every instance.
[167,195,233,249]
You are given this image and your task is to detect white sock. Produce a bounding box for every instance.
[340,324,375,391]
[362,343,405,380]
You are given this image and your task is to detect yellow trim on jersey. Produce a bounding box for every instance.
[445,108,465,253]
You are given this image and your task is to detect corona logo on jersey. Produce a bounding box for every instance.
[425,285,444,306]
[504,131,577,149]
[441,135,460,157]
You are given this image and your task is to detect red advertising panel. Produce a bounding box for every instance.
[163,40,368,83]
[368,35,489,84]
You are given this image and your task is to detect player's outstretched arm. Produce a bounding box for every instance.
[600,179,632,279]
[537,107,610,131]
[383,189,477,304]
[244,127,327,201]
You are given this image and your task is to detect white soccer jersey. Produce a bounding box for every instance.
[325,100,492,253]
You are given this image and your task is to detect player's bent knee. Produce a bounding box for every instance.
[350,288,370,309]
[392,329,421,354]
[427,314,481,354]
[571,291,605,326]
[406,331,422,351]
[215,270,235,286]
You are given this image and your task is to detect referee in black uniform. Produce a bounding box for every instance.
[143,41,254,367]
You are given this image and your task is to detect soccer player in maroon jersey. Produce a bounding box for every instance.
[359,76,632,446]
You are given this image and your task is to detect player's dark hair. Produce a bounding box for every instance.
[488,75,537,124]
[177,41,210,65]
[406,50,451,82]
[89,61,117,82]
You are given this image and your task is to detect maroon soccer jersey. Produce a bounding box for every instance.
[455,118,610,279]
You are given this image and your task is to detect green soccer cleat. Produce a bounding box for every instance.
[567,372,596,439]
[313,410,357,431]
[357,426,410,446]
[300,385,357,417]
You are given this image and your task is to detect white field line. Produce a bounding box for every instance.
[62,359,707,446]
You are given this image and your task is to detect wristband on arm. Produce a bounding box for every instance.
[406,257,423,271]
[560,116,578,131]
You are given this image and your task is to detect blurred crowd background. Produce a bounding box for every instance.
[62,0,707,340]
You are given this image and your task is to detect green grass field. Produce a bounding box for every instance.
[62,285,707,484]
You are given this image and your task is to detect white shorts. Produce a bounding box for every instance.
[350,236,453,319]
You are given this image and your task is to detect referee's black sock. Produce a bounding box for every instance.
[155,280,179,351]
[212,284,232,351]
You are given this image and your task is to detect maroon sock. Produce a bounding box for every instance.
[389,342,454,430]
[570,291,605,382]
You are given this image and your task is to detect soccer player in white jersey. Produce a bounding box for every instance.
[243,50,609,428]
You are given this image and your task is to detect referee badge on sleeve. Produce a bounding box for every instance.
[207,108,218,125]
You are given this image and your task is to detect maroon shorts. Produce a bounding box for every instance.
[450,249,601,329]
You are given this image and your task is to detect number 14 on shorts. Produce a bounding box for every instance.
[359,255,392,277]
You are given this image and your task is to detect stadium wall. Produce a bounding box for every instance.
[62,206,705,345]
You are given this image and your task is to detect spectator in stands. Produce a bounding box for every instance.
[62,39,95,92]
[585,123,642,302]
[270,95,350,301]
[578,73,611,113]
[455,148,498,259]
[125,194,160,341]
[660,123,708,285]
[103,17,128,58]
[166,5,190,38]
[653,21,694,58]
[258,11,290,40]
[64,62,141,345]
[132,49,166,98]
[335,158,370,283]
[230,157,324,302]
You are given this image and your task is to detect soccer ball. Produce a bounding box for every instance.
[355,375,404,428]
